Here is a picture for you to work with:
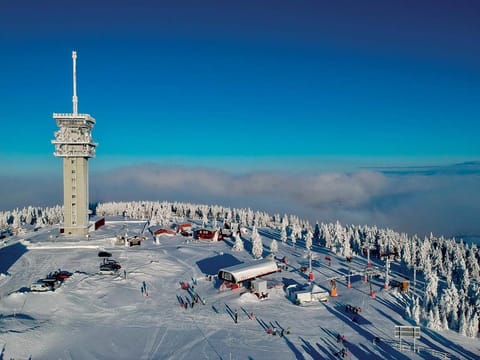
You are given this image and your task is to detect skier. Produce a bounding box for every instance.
[272,326,277,336]
[234,309,238,324]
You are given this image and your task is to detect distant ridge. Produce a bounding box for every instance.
[365,160,480,176]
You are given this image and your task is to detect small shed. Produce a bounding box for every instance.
[94,217,105,230]
[391,279,410,293]
[287,283,329,305]
[251,279,267,294]
[194,228,223,241]
[116,235,145,246]
[177,223,193,236]
[153,228,176,237]
[127,235,144,247]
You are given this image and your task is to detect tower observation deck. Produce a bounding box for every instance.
[52,51,97,236]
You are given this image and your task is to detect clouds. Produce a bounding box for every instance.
[0,174,62,211]
[88,163,480,237]
[91,165,389,209]
[2,162,479,238]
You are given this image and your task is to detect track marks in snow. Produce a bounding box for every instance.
[141,325,168,360]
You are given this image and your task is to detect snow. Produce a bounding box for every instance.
[0,219,479,360]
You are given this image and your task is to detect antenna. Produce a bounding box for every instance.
[72,51,78,114]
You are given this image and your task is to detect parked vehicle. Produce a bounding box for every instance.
[180,229,193,237]
[55,270,73,280]
[42,278,61,290]
[99,264,118,275]
[102,259,121,270]
[47,270,73,281]
[98,251,112,258]
[30,281,51,292]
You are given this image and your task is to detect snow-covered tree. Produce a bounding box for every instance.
[291,230,297,249]
[440,281,460,331]
[251,226,263,259]
[320,223,332,248]
[411,296,421,325]
[466,309,479,338]
[458,310,467,336]
[270,239,278,255]
[313,222,320,245]
[427,305,442,330]
[280,225,287,244]
[232,232,244,252]
[304,229,313,251]
[424,271,439,313]
[202,210,208,227]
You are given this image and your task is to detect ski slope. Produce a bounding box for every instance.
[0,219,478,359]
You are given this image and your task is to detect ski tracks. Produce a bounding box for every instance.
[141,324,168,360]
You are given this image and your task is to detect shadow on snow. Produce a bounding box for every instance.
[0,242,28,275]
[196,253,242,276]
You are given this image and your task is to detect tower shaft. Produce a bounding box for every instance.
[62,157,89,234]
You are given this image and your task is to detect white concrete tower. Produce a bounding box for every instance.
[52,51,97,236]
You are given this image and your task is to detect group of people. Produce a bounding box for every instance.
[179,294,200,309]
[266,326,290,337]
[335,334,349,358]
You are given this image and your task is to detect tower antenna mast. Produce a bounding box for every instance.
[72,51,78,115]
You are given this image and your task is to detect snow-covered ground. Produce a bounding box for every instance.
[0,220,478,359]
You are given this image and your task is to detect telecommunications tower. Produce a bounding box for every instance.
[52,51,97,236]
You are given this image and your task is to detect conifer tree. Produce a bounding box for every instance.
[304,229,313,252]
[313,222,320,244]
[251,226,263,259]
[232,232,244,252]
[466,309,479,338]
[270,239,278,255]
[291,228,297,249]
[280,225,287,244]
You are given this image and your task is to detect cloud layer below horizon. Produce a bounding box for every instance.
[1,163,479,238]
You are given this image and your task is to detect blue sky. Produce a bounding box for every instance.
[1,1,480,237]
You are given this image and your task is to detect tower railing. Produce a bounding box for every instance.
[53,113,96,123]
